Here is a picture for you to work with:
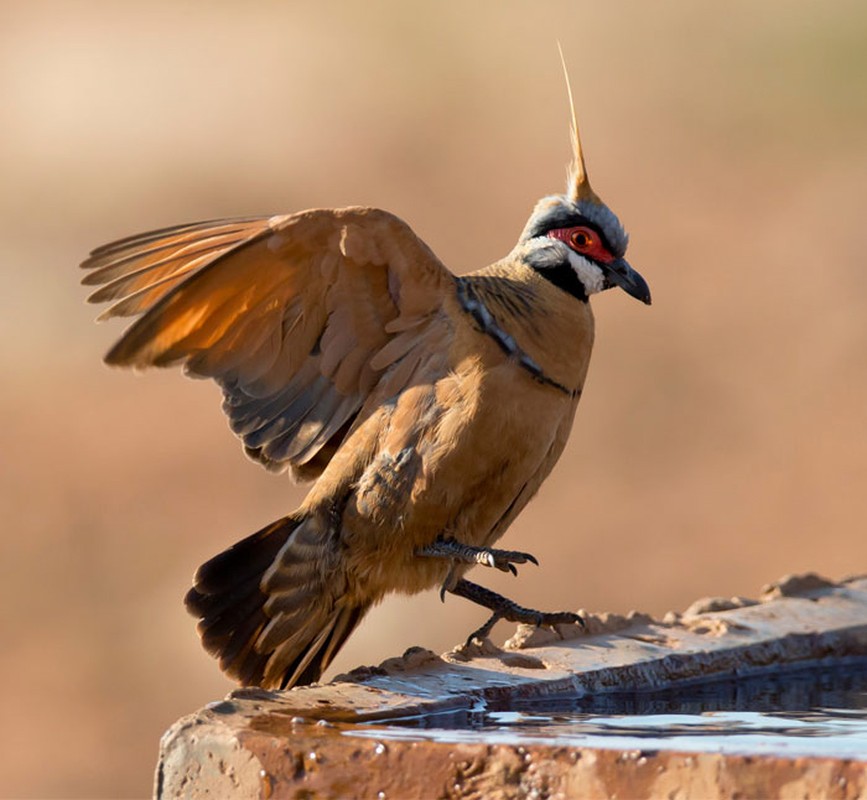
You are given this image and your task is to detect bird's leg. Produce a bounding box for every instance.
[449,578,584,645]
[417,537,539,576]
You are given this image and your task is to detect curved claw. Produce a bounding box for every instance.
[419,539,540,575]
[501,549,539,568]
[539,611,585,630]
[483,548,540,573]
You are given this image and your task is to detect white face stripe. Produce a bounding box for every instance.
[567,250,606,295]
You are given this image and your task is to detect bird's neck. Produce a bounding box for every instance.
[457,258,595,395]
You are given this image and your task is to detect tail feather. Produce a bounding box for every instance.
[192,520,289,594]
[185,513,369,689]
[274,602,367,689]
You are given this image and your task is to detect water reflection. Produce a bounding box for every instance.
[352,661,867,760]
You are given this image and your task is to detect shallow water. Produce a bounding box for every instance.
[352,661,867,760]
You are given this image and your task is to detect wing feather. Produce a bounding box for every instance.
[85,217,266,260]
[83,207,455,479]
[95,257,214,320]
[83,229,257,292]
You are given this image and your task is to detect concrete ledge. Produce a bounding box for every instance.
[159,726,866,800]
[156,574,867,799]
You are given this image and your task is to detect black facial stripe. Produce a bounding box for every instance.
[527,207,613,252]
[522,246,589,303]
[524,211,617,258]
[539,260,589,302]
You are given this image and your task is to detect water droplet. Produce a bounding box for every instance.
[259,769,273,799]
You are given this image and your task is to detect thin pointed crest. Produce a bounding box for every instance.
[557,43,598,204]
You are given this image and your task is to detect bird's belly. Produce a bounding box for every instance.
[342,358,579,598]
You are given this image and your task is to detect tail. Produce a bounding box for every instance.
[184,514,369,689]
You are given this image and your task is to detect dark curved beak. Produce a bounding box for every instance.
[605,257,651,305]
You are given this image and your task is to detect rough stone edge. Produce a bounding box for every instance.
[156,573,867,798]
[156,712,268,800]
[159,717,867,799]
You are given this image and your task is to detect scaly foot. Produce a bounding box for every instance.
[449,578,584,645]
[417,537,539,576]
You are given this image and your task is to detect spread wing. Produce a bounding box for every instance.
[81,207,457,480]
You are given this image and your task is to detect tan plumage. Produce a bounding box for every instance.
[82,108,649,689]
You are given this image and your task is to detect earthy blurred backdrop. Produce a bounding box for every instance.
[2,1,866,796]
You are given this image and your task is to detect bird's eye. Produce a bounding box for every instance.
[570,229,593,250]
[547,225,614,263]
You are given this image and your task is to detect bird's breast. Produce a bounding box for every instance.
[335,266,595,598]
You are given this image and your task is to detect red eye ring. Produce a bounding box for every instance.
[547,225,616,264]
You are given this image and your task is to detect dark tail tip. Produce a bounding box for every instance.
[185,516,297,687]
[185,514,368,690]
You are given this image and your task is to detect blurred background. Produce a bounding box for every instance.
[2,0,866,796]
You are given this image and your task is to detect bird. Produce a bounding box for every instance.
[81,81,650,691]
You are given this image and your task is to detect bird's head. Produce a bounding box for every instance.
[518,60,651,306]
